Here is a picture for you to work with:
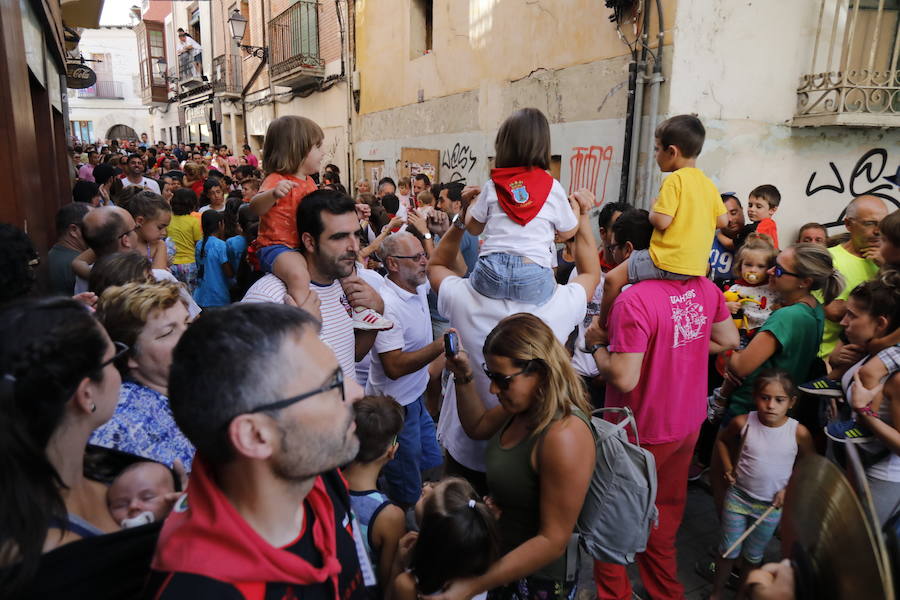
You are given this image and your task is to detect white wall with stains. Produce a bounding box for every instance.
[667,0,899,240]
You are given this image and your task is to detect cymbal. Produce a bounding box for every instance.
[781,454,894,600]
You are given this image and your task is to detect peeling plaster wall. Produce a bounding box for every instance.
[668,0,899,239]
[354,55,632,204]
[356,116,625,208]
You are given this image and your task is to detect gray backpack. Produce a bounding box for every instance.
[577,407,659,565]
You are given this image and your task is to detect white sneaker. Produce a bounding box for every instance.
[352,306,394,331]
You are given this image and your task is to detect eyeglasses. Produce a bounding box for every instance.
[390,252,428,262]
[772,262,801,278]
[246,367,345,415]
[847,217,881,229]
[98,342,130,371]
[482,361,534,390]
[119,225,140,240]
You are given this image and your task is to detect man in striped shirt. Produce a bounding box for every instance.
[242,190,384,378]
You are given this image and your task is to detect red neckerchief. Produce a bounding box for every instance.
[490,167,553,226]
[151,456,341,596]
[387,213,401,232]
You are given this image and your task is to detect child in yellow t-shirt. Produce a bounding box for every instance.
[599,114,727,324]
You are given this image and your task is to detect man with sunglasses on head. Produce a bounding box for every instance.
[145,303,368,599]
[427,187,600,496]
[365,231,446,507]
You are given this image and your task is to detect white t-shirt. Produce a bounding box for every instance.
[366,279,432,405]
[436,276,587,471]
[122,177,161,194]
[354,266,386,387]
[567,267,604,378]
[242,274,356,380]
[468,179,577,268]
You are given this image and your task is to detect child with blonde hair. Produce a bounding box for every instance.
[250,115,391,329]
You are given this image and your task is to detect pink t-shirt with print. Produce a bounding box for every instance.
[605,277,730,445]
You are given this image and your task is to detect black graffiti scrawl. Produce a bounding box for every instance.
[805,148,899,225]
[442,143,478,183]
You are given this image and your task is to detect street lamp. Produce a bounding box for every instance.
[228,10,267,59]
[155,57,178,83]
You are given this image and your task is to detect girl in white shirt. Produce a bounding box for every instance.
[465,108,578,305]
[709,370,814,600]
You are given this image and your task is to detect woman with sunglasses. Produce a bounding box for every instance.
[708,243,843,513]
[438,313,595,600]
[0,297,123,592]
[718,243,844,422]
[89,281,194,470]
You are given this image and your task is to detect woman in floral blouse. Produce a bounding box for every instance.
[89,281,195,469]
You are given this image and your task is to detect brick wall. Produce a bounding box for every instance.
[318,1,342,64]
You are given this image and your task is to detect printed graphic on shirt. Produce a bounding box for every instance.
[670,289,709,348]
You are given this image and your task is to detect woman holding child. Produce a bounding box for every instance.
[0,297,124,591]
[440,313,596,600]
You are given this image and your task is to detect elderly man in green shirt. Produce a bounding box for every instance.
[814,195,889,363]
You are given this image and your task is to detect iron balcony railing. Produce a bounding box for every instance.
[178,51,202,80]
[268,0,325,79]
[77,80,124,99]
[212,54,243,95]
[795,0,900,126]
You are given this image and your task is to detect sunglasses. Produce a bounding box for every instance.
[772,262,801,278]
[482,361,534,390]
[98,341,130,371]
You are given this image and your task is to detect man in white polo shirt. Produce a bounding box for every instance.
[366,231,445,506]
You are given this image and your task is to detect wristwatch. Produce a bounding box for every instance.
[585,343,608,354]
[423,232,432,240]
[452,213,466,230]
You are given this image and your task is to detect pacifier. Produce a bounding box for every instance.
[121,510,155,529]
[742,271,762,284]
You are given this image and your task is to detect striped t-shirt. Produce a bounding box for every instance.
[241,274,356,378]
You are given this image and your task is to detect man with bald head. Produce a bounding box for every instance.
[366,231,445,506]
[815,194,889,361]
[77,206,201,317]
[81,205,139,260]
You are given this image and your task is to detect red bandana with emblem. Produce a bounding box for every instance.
[490,167,553,226]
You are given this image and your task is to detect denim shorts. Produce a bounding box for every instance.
[627,248,693,284]
[257,244,295,274]
[470,253,556,306]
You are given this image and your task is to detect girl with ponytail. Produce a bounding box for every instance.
[392,477,501,600]
[193,210,232,308]
[0,298,123,593]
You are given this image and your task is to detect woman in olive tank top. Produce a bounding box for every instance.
[437,313,596,600]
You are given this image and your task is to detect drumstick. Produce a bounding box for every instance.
[722,505,777,558]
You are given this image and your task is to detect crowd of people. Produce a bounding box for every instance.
[0,108,898,600]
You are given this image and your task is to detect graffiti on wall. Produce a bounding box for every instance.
[441,143,478,183]
[568,145,615,206]
[805,148,899,224]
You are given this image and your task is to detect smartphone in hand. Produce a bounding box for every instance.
[444,331,459,357]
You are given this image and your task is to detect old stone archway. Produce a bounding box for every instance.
[105,124,138,140]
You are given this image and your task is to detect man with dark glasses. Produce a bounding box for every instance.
[146,303,368,599]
